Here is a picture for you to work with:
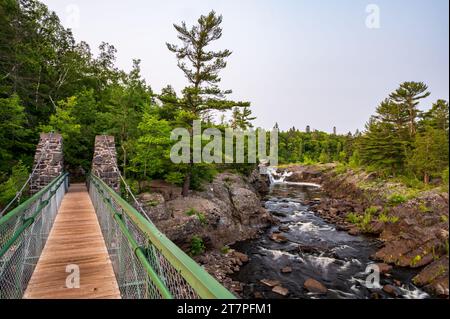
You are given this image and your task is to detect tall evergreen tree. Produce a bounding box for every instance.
[166,11,250,196]
[389,82,430,137]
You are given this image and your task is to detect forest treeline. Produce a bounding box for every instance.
[0,0,448,208]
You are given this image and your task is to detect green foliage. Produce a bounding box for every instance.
[165,172,185,186]
[334,163,348,174]
[418,203,432,213]
[185,208,208,226]
[189,236,206,256]
[411,255,422,267]
[196,212,208,226]
[387,194,407,206]
[443,168,449,186]
[346,211,377,231]
[408,126,449,183]
[0,95,33,172]
[0,161,29,208]
[220,246,230,254]
[365,206,379,215]
[346,212,361,224]
[378,211,399,224]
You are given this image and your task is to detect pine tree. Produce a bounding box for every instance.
[359,117,406,175]
[166,11,250,196]
[389,82,430,137]
[408,126,449,183]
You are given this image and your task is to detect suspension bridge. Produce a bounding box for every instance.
[0,133,235,299]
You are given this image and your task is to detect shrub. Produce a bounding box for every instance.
[388,194,407,206]
[190,236,205,256]
[165,171,185,186]
[346,212,361,224]
[360,211,373,231]
[185,208,198,216]
[378,211,399,224]
[334,163,348,174]
[220,246,230,254]
[196,212,208,226]
[302,155,316,165]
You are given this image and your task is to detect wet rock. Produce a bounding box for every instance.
[269,233,288,243]
[413,256,449,297]
[369,221,385,234]
[260,279,280,287]
[297,245,321,254]
[382,284,400,297]
[281,266,292,273]
[272,285,289,296]
[304,278,328,294]
[348,227,361,236]
[253,291,264,299]
[233,251,249,263]
[393,279,402,287]
[370,292,381,299]
[278,225,290,233]
[376,263,393,274]
[248,167,270,196]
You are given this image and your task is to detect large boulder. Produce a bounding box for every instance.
[146,172,273,250]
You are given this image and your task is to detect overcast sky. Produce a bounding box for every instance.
[42,0,449,133]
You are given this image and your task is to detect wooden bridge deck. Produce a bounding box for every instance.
[24,183,121,299]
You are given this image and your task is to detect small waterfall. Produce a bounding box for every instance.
[266,167,293,184]
[265,167,321,188]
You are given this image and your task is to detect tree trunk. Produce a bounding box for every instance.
[424,172,430,184]
[182,169,191,197]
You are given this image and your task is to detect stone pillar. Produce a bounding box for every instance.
[30,133,64,194]
[92,135,120,193]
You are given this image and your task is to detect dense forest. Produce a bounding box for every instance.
[0,0,448,210]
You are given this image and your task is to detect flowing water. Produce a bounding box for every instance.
[231,171,428,299]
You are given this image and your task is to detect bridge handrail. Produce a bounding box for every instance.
[0,173,69,257]
[0,172,69,299]
[89,174,236,299]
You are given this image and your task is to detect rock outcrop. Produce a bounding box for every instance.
[140,172,274,250]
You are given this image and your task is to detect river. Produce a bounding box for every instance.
[231,175,429,299]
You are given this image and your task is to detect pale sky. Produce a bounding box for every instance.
[42,0,449,133]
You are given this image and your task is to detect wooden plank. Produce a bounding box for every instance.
[24,183,121,299]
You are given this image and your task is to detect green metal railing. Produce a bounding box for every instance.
[88,174,236,299]
[0,173,69,299]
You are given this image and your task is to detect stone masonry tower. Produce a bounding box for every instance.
[92,135,120,193]
[30,133,64,194]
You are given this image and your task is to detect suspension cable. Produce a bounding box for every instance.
[101,136,152,223]
[0,133,53,216]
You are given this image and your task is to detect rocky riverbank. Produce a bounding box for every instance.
[136,170,273,293]
[282,164,449,298]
